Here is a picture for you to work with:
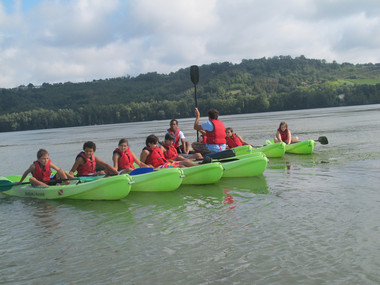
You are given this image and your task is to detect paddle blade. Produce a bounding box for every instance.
[190,65,199,85]
[204,149,236,160]
[317,136,328,145]
[0,179,16,192]
[129,167,154,176]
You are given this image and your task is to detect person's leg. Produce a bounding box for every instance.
[191,142,211,154]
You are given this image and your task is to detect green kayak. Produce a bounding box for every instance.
[129,168,184,192]
[1,175,132,200]
[233,143,286,158]
[265,139,316,154]
[219,154,268,178]
[181,162,224,185]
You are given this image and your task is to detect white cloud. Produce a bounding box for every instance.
[0,0,380,88]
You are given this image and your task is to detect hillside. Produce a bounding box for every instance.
[1,55,380,132]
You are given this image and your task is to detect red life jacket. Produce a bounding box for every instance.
[32,159,52,181]
[143,146,168,168]
[162,144,178,160]
[205,120,226,144]
[226,133,243,148]
[167,128,181,149]
[113,148,135,171]
[278,128,289,143]
[76,152,96,176]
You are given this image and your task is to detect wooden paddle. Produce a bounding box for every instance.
[190,65,199,142]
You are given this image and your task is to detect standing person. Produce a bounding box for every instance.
[112,138,150,174]
[274,121,299,144]
[225,127,251,149]
[69,141,118,177]
[165,119,190,154]
[19,149,73,187]
[140,134,198,168]
[192,108,226,153]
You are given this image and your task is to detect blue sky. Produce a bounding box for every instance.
[1,0,380,88]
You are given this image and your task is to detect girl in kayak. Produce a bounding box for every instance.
[70,141,118,176]
[161,133,203,161]
[274,121,299,144]
[140,134,198,168]
[19,148,73,187]
[112,138,150,174]
[225,127,251,149]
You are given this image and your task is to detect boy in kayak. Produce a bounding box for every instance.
[192,108,226,153]
[19,149,73,187]
[161,133,203,162]
[69,141,118,176]
[274,121,299,144]
[112,138,150,174]
[225,127,252,149]
[164,119,191,154]
[140,134,198,168]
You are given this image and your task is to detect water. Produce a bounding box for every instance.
[1,105,379,284]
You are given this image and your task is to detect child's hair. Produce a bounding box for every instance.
[37,149,49,158]
[279,121,288,129]
[165,133,175,141]
[118,138,129,146]
[83,141,96,151]
[208,109,219,120]
[146,134,159,146]
[226,127,233,133]
[170,119,178,126]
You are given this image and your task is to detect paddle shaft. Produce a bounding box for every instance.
[190,65,200,142]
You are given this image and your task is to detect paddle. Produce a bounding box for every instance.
[315,136,328,145]
[203,149,236,160]
[0,176,100,192]
[190,65,199,142]
[128,167,154,176]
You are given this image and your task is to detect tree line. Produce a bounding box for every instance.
[1,55,380,132]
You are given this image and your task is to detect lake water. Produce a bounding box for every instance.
[1,105,379,284]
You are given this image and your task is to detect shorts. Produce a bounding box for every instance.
[158,161,181,168]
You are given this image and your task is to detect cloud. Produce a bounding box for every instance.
[0,0,380,88]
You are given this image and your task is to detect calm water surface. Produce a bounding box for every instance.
[1,105,380,284]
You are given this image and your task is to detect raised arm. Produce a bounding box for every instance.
[193,108,203,131]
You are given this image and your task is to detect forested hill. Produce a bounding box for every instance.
[1,55,380,132]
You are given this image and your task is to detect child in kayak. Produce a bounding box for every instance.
[161,133,203,161]
[112,138,150,174]
[164,119,191,154]
[274,121,299,144]
[19,148,73,187]
[225,127,251,149]
[140,134,198,168]
[70,141,118,176]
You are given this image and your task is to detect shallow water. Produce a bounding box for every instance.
[1,105,379,284]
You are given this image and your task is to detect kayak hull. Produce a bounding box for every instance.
[265,139,316,154]
[182,162,224,185]
[233,143,286,158]
[221,155,268,178]
[1,175,132,200]
[129,168,183,192]
[285,140,316,154]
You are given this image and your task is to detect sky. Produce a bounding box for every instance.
[1,0,380,88]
